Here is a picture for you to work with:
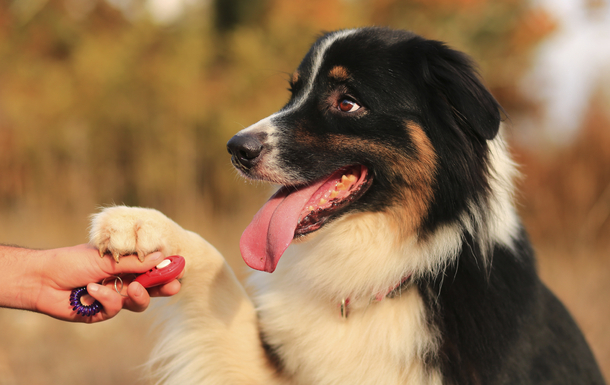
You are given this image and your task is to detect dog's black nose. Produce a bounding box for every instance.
[227,134,264,170]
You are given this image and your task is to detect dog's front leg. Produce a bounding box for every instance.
[90,206,282,384]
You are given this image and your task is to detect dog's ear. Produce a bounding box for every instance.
[415,39,501,141]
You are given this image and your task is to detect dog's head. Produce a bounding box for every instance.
[228,27,502,272]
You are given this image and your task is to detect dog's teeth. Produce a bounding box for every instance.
[319,198,327,205]
[330,191,338,199]
[308,206,315,212]
[337,174,358,191]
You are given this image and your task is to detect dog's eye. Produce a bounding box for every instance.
[338,98,361,113]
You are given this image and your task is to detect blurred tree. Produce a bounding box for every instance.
[212,0,267,33]
[0,0,551,223]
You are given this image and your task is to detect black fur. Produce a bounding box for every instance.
[421,229,605,384]
[228,27,606,384]
[270,28,503,236]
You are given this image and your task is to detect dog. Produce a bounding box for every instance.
[89,27,605,384]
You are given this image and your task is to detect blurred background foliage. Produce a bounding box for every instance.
[0,0,552,229]
[0,0,608,384]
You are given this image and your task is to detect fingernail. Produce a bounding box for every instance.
[133,283,144,297]
[88,283,100,293]
[148,252,164,261]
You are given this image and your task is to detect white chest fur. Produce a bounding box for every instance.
[253,281,442,385]
[249,212,445,385]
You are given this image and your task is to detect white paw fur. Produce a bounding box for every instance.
[88,205,277,384]
[89,205,187,262]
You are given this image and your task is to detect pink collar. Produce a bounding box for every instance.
[339,275,412,318]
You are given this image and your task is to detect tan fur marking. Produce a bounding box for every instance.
[291,71,300,85]
[389,122,437,238]
[329,66,350,81]
[310,122,436,240]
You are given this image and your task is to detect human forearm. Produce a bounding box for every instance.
[0,243,181,322]
[0,245,44,311]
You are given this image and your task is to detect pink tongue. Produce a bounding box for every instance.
[240,180,325,273]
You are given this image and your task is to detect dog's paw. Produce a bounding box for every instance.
[90,206,180,263]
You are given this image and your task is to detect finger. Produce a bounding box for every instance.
[123,282,151,312]
[100,252,165,276]
[86,283,123,319]
[146,279,182,297]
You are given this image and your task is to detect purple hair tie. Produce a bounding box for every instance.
[70,286,102,317]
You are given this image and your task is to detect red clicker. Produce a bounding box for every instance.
[135,255,186,288]
[71,255,186,317]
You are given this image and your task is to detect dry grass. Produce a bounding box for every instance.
[0,205,256,385]
[536,246,610,380]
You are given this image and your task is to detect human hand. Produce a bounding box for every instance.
[30,244,182,322]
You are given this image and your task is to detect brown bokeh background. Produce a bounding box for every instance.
[0,0,608,383]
